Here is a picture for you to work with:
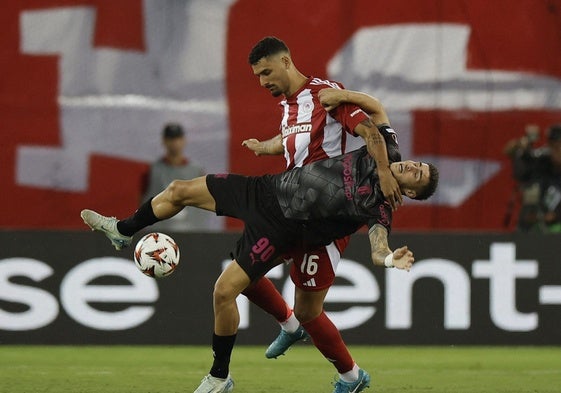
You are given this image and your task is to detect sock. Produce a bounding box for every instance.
[210,333,237,379]
[279,311,300,333]
[242,277,291,323]
[116,198,160,236]
[302,311,354,373]
[339,363,360,382]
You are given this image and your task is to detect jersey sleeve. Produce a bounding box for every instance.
[367,201,393,235]
[330,103,370,136]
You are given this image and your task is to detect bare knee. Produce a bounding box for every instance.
[166,179,195,206]
[164,177,215,211]
[165,180,186,205]
[213,279,238,308]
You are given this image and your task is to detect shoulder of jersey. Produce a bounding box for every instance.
[308,77,343,91]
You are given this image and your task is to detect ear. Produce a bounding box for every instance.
[404,189,417,199]
[281,55,291,69]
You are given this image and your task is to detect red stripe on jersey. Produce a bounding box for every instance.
[285,135,297,169]
[334,236,351,254]
[302,115,328,166]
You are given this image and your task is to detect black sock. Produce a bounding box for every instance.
[116,198,160,237]
[210,333,237,378]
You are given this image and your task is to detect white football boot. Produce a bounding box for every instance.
[80,209,132,250]
[193,374,234,393]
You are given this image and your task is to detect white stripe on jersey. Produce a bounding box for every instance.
[290,90,313,167]
[325,241,341,273]
[293,132,311,167]
[296,89,313,123]
[281,100,291,166]
[345,132,366,153]
[321,113,344,158]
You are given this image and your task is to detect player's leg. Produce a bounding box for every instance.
[213,260,251,335]
[296,289,364,384]
[151,176,216,217]
[292,286,360,381]
[292,247,369,392]
[194,260,249,393]
[197,255,291,391]
[265,244,341,359]
[242,276,294,327]
[81,176,215,250]
[267,242,370,391]
[197,176,297,392]
[118,176,215,235]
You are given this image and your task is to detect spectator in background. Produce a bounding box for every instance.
[143,123,211,231]
[504,124,561,232]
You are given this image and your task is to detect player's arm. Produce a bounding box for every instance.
[319,88,390,125]
[353,118,403,210]
[319,88,402,209]
[242,133,284,156]
[368,224,413,271]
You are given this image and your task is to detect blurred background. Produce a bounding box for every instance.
[1,0,561,345]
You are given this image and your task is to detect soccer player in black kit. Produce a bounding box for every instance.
[81,106,438,393]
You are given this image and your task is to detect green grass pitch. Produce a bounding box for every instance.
[1,346,560,392]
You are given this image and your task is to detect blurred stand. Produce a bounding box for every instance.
[142,123,213,232]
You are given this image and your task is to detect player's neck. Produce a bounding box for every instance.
[285,72,308,98]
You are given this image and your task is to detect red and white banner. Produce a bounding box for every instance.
[2,0,561,230]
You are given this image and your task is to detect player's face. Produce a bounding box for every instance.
[390,161,430,196]
[251,55,290,97]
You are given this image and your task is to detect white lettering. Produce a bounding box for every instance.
[281,123,312,138]
[472,242,538,331]
[350,108,363,117]
[386,259,471,329]
[60,258,158,330]
[0,258,59,331]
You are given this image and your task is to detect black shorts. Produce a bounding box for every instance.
[206,174,301,281]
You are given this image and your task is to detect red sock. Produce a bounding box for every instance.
[242,277,291,322]
[302,311,354,373]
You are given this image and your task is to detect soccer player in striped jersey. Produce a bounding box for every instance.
[80,140,438,393]
[240,36,402,392]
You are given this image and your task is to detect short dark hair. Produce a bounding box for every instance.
[414,163,439,200]
[248,36,290,65]
[162,123,184,139]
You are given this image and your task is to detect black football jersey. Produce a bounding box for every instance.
[271,126,400,245]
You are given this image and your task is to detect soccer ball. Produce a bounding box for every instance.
[133,232,180,278]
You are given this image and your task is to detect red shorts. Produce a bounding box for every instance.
[287,237,350,291]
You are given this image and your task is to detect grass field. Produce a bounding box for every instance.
[1,346,560,392]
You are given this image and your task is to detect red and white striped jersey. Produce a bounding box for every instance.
[279,77,368,169]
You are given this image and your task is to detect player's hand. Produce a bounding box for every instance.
[392,246,414,271]
[318,88,346,112]
[378,167,402,210]
[242,138,263,156]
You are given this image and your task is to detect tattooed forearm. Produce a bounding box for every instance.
[368,224,392,266]
[359,119,384,145]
